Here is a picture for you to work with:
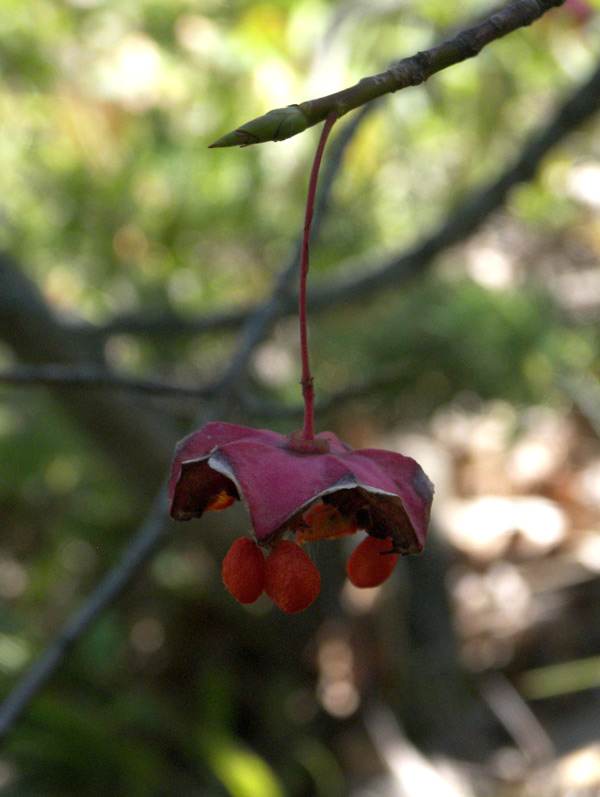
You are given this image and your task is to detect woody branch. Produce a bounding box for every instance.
[210,0,566,148]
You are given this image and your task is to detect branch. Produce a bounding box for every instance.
[0,364,214,401]
[209,0,566,147]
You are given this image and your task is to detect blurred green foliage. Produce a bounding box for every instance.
[2,0,600,794]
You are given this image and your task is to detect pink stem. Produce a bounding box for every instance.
[299,111,337,442]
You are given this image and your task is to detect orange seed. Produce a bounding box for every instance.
[264,540,321,614]
[222,537,265,604]
[346,535,399,588]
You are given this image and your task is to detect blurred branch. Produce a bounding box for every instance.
[519,652,600,699]
[209,0,565,147]
[0,351,415,415]
[94,303,249,338]
[0,363,214,401]
[0,253,175,494]
[325,57,600,305]
[0,106,370,742]
[479,673,555,764]
[92,58,600,340]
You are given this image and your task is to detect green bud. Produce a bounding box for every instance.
[209,105,311,148]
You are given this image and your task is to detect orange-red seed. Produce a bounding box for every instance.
[264,540,321,614]
[222,537,265,604]
[296,502,358,543]
[346,535,399,588]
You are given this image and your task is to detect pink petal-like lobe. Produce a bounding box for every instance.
[169,422,433,555]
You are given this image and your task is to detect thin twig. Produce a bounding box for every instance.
[209,0,566,147]
[0,110,366,742]
[299,111,338,441]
